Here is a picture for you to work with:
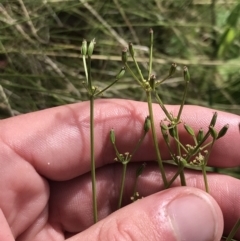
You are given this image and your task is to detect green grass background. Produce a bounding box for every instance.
[1,0,240,118]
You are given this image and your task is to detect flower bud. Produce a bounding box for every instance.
[217,124,229,139]
[183,66,190,82]
[168,124,177,137]
[197,128,204,143]
[110,128,115,144]
[169,63,177,76]
[184,123,195,137]
[122,47,128,64]
[209,126,218,140]
[136,162,146,177]
[149,74,156,90]
[87,38,95,57]
[160,122,170,144]
[115,67,125,80]
[81,39,87,56]
[149,28,153,45]
[144,116,151,132]
[128,42,135,58]
[160,121,168,130]
[210,112,218,127]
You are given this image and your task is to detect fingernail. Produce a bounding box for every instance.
[167,193,217,241]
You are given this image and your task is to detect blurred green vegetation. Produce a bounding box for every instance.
[0,0,240,118]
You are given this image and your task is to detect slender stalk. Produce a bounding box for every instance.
[90,95,98,223]
[185,130,211,159]
[173,136,188,153]
[118,163,127,209]
[202,140,215,193]
[131,53,145,83]
[148,28,153,80]
[154,91,173,121]
[202,164,209,193]
[177,77,189,122]
[174,126,186,186]
[124,62,143,87]
[82,55,88,82]
[167,164,185,188]
[131,163,146,201]
[155,75,170,86]
[96,78,119,97]
[87,56,92,90]
[146,91,168,188]
[226,219,240,241]
[131,132,147,157]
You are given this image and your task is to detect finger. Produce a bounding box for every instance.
[0,142,49,239]
[49,163,240,239]
[0,99,239,180]
[66,186,223,241]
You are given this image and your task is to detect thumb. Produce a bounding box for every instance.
[67,187,223,241]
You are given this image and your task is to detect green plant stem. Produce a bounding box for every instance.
[148,29,153,80]
[168,130,213,188]
[226,219,240,241]
[87,56,92,90]
[173,136,188,153]
[131,132,147,156]
[95,78,119,97]
[167,164,185,188]
[146,91,168,188]
[154,91,173,121]
[177,78,189,121]
[202,164,209,193]
[131,54,145,83]
[202,140,215,193]
[174,126,186,186]
[155,74,170,86]
[90,95,98,223]
[186,130,211,159]
[124,62,143,87]
[82,55,88,82]
[118,163,127,209]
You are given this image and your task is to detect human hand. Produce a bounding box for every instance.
[0,99,240,241]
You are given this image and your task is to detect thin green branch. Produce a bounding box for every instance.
[154,91,173,121]
[124,62,143,87]
[177,75,189,121]
[174,126,186,186]
[95,78,119,97]
[146,91,168,188]
[131,132,147,157]
[82,55,88,82]
[90,95,98,223]
[202,164,209,193]
[118,163,127,209]
[87,56,92,90]
[148,29,153,80]
[226,219,240,241]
